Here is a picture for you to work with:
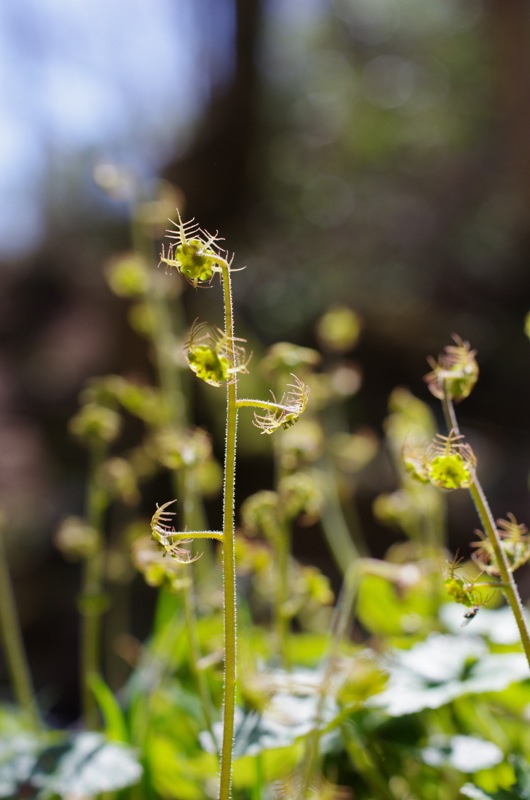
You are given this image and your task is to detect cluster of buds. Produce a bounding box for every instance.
[403,430,476,491]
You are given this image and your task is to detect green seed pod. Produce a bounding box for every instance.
[69,403,122,445]
[105,253,150,298]
[55,516,101,561]
[240,491,280,537]
[316,306,362,353]
[278,472,323,523]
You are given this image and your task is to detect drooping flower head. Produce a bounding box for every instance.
[472,513,530,575]
[424,335,479,402]
[185,320,250,387]
[253,375,310,435]
[150,500,199,563]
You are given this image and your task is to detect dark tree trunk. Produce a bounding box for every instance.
[163,0,263,230]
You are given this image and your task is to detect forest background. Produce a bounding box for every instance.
[1,0,530,724]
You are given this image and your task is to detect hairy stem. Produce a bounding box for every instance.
[219,261,239,800]
[442,390,530,667]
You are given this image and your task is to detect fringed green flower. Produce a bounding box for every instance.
[403,430,476,491]
[253,375,310,435]
[472,513,530,575]
[185,321,250,387]
[150,500,199,563]
[424,335,479,402]
[159,212,227,287]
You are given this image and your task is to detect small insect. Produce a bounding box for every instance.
[445,553,497,626]
[460,605,480,627]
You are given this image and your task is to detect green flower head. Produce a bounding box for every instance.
[185,320,250,387]
[426,431,476,491]
[425,335,479,403]
[428,453,473,490]
[403,430,476,491]
[159,212,226,288]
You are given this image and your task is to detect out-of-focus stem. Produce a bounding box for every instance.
[0,522,40,731]
[81,443,108,729]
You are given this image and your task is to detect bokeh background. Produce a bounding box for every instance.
[1,0,530,721]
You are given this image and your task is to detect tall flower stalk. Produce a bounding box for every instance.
[153,214,309,799]
[411,336,530,666]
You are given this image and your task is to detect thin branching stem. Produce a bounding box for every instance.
[441,388,530,667]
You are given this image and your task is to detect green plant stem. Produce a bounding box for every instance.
[319,456,363,576]
[0,524,40,731]
[166,530,224,541]
[236,398,295,413]
[219,261,239,800]
[441,390,530,668]
[297,561,361,799]
[81,442,108,729]
[178,467,217,751]
[275,519,291,666]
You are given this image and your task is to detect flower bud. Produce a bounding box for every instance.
[69,404,122,445]
[240,491,279,536]
[278,472,323,523]
[424,335,478,402]
[316,306,362,353]
[55,516,100,561]
[105,253,149,298]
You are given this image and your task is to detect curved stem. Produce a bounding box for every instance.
[442,389,530,667]
[219,261,239,800]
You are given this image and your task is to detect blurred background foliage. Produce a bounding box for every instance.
[1,0,530,719]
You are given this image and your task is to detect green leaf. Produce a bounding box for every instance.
[89,673,129,742]
[460,785,523,799]
[370,634,529,716]
[0,732,142,798]
[44,733,142,796]
[421,735,503,773]
[441,605,530,645]
[357,572,439,636]
[0,734,42,798]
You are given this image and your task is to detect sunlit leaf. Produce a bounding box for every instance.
[420,735,503,773]
[370,634,529,716]
[89,674,129,742]
[0,732,142,798]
